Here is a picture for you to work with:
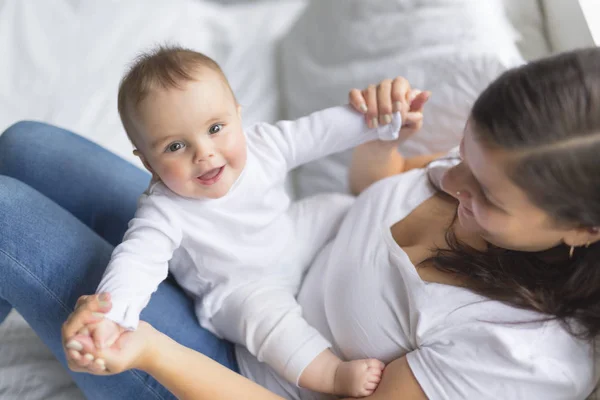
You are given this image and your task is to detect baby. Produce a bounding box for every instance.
[86,46,408,397]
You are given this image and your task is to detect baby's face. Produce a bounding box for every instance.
[131,68,246,199]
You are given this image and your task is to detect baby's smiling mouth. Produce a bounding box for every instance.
[197,166,225,185]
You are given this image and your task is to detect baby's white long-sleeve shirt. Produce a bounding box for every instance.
[97,105,401,331]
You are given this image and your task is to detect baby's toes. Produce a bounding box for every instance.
[368,372,382,384]
[365,358,385,371]
[364,380,378,395]
[362,359,384,394]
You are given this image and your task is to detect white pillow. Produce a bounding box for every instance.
[0,0,305,167]
[279,0,525,197]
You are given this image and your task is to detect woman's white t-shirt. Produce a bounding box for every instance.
[236,168,597,400]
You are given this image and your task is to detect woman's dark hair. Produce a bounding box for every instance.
[430,47,600,340]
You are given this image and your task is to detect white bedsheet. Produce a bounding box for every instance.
[0,311,85,400]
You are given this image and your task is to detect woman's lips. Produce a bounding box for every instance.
[197,166,224,185]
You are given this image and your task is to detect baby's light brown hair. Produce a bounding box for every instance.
[118,45,233,148]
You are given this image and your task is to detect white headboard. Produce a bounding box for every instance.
[542,0,597,52]
[502,0,597,61]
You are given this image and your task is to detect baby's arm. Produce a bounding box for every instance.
[252,104,402,172]
[91,193,183,347]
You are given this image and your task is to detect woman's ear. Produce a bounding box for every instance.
[587,227,600,246]
[563,226,600,248]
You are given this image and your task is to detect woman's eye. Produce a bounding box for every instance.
[209,124,223,135]
[166,142,185,152]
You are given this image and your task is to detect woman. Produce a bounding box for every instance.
[4,47,600,399]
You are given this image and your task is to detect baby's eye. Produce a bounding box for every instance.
[209,124,223,135]
[166,142,185,153]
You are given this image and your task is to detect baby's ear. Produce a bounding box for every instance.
[133,150,154,175]
[236,104,242,117]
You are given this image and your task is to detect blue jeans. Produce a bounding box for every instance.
[0,121,239,399]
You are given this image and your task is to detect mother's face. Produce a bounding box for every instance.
[440,123,581,253]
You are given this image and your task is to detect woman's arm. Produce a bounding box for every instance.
[63,295,284,400]
[349,142,445,195]
[349,140,406,195]
[65,297,425,400]
[140,328,284,400]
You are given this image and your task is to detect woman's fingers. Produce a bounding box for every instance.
[409,91,431,112]
[376,79,394,125]
[363,85,379,128]
[352,77,428,130]
[349,88,368,114]
[74,295,89,310]
[89,358,108,374]
[67,349,82,362]
[391,76,411,115]
[76,352,95,368]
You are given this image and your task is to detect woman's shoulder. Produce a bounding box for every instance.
[358,146,459,209]
[360,168,434,205]
[408,293,596,399]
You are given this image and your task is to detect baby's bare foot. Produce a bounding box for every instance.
[334,358,385,397]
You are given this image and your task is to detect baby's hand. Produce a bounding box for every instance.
[71,293,126,351]
[89,318,127,350]
[349,76,430,140]
[64,294,155,376]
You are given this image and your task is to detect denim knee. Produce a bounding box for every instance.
[0,120,46,145]
[0,175,31,208]
[0,121,53,170]
[0,175,32,323]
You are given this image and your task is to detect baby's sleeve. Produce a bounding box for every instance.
[95,192,183,330]
[251,105,402,171]
[405,322,595,400]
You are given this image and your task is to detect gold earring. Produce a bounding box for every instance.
[569,246,575,259]
[586,241,591,248]
[456,191,461,196]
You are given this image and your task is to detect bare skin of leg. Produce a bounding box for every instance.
[298,349,385,397]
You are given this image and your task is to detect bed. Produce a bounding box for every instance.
[0,0,597,399]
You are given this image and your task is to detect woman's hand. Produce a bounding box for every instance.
[62,293,157,375]
[349,76,430,140]
[348,77,432,195]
